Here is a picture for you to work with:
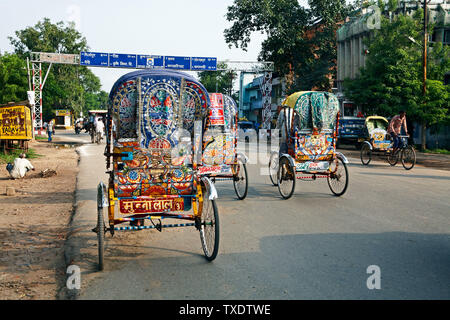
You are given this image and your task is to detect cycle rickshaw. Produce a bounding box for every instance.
[268,91,349,199]
[93,69,220,270]
[201,93,248,200]
[360,116,416,170]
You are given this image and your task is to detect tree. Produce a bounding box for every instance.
[0,53,28,104]
[197,62,237,96]
[344,8,450,148]
[224,0,353,93]
[8,18,106,120]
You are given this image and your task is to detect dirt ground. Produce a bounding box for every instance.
[0,138,78,300]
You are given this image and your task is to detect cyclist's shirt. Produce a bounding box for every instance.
[388,115,407,135]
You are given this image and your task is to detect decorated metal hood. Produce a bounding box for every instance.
[282,91,339,130]
[109,69,210,148]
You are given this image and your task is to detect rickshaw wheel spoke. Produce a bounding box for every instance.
[327,157,349,197]
[268,152,279,186]
[277,157,295,199]
[401,146,416,170]
[233,159,248,200]
[360,143,372,165]
[199,183,220,261]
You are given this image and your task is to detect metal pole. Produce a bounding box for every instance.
[421,0,428,151]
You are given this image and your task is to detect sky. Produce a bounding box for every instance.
[0,0,309,92]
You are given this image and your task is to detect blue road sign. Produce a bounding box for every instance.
[80,52,217,71]
[164,56,191,70]
[80,52,109,67]
[191,57,217,71]
[109,53,137,68]
[137,55,164,69]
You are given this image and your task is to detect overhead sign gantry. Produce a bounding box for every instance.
[30,51,274,131]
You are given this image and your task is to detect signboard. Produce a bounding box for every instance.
[191,57,217,71]
[164,56,191,70]
[80,52,109,67]
[109,53,137,68]
[0,105,33,140]
[79,52,217,71]
[209,93,225,126]
[137,55,164,69]
[55,109,71,117]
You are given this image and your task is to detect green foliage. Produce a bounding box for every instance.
[0,53,29,103]
[197,62,237,95]
[0,148,41,164]
[344,12,450,127]
[224,0,354,93]
[7,18,107,120]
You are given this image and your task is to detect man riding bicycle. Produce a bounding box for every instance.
[388,110,408,153]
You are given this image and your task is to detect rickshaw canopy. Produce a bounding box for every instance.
[109,69,210,148]
[365,116,389,132]
[282,91,340,130]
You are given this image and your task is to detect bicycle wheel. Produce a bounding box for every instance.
[268,152,279,186]
[327,157,349,196]
[97,206,105,271]
[199,183,220,261]
[387,150,399,166]
[401,146,416,170]
[277,157,296,199]
[360,143,372,165]
[91,131,95,143]
[233,159,248,200]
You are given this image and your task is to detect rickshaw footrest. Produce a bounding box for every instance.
[113,223,196,232]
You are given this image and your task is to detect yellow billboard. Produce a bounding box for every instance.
[0,104,33,140]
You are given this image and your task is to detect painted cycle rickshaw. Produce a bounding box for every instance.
[201,93,248,200]
[93,70,220,270]
[360,116,416,170]
[269,91,349,199]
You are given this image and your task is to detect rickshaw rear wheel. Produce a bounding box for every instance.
[268,152,279,186]
[199,182,220,261]
[387,150,399,166]
[327,157,349,197]
[401,146,416,170]
[277,157,296,200]
[97,207,105,271]
[360,143,372,165]
[233,159,248,200]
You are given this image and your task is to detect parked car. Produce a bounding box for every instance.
[337,116,366,149]
[238,121,257,142]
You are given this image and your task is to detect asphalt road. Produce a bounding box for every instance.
[59,131,450,300]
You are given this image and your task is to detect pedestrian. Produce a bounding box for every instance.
[388,110,409,153]
[6,153,35,179]
[95,117,105,142]
[47,120,55,142]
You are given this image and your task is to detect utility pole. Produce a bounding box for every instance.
[421,0,428,151]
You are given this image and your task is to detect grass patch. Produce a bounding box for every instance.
[424,148,450,155]
[0,148,42,164]
[35,135,48,140]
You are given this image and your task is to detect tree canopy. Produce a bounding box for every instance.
[0,52,28,104]
[7,18,108,120]
[344,10,450,128]
[224,0,354,93]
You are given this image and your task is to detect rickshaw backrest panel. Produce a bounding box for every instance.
[202,93,238,166]
[109,70,209,197]
[283,92,339,130]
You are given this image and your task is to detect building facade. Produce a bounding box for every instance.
[336,0,450,116]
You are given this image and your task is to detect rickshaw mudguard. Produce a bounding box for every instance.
[200,176,218,200]
[237,152,249,164]
[362,141,373,151]
[280,154,295,168]
[335,152,349,164]
[97,182,109,209]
